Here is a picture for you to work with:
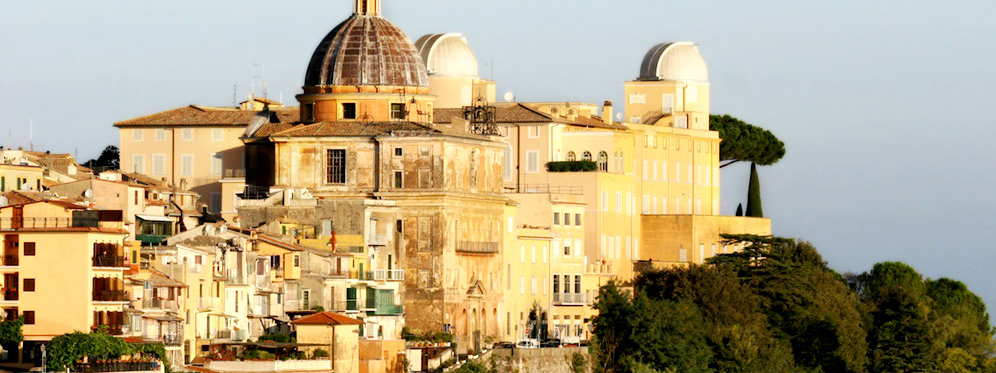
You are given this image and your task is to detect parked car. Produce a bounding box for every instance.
[516,339,539,348]
[540,339,562,348]
[494,342,516,349]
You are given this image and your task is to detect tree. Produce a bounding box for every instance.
[745,163,764,218]
[855,262,936,373]
[710,114,785,168]
[84,145,120,171]
[735,203,743,217]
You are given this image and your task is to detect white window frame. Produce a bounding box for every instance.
[155,129,166,141]
[526,151,539,174]
[662,94,674,114]
[212,128,224,142]
[182,128,194,141]
[132,154,144,174]
[180,154,194,177]
[132,129,144,142]
[212,153,223,177]
[152,154,166,177]
[527,126,540,139]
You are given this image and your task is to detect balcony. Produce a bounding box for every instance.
[370,270,404,282]
[456,241,499,255]
[553,293,587,306]
[1,255,17,267]
[141,298,178,311]
[214,329,232,339]
[162,334,182,346]
[3,289,17,301]
[93,290,129,302]
[136,234,169,246]
[92,255,128,268]
[92,325,124,335]
[374,303,404,316]
[504,183,584,195]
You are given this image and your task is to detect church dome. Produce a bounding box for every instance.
[415,33,480,78]
[304,13,429,87]
[638,42,709,82]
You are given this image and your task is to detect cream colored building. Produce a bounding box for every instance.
[115,98,298,213]
[0,164,45,194]
[0,200,130,364]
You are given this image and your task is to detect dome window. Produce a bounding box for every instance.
[342,103,357,120]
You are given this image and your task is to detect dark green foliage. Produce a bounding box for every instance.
[84,145,120,171]
[451,360,493,373]
[546,161,598,172]
[0,318,23,347]
[735,203,743,217]
[310,305,325,312]
[258,332,294,343]
[568,352,588,373]
[402,327,454,343]
[709,115,785,167]
[594,235,996,373]
[47,330,170,372]
[240,349,275,360]
[311,349,329,359]
[745,163,763,217]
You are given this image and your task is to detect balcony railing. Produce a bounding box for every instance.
[456,241,499,254]
[1,255,17,266]
[92,325,124,336]
[74,360,159,372]
[553,293,586,306]
[214,329,232,339]
[93,290,129,302]
[162,334,182,346]
[375,304,404,316]
[370,270,405,282]
[141,298,178,311]
[0,217,72,230]
[93,256,128,268]
[504,184,584,195]
[3,289,18,301]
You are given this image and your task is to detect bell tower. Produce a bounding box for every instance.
[355,0,381,16]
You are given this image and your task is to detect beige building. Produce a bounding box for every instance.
[292,312,363,373]
[0,200,130,364]
[115,98,299,213]
[0,164,45,194]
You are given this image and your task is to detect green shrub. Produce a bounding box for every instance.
[312,349,330,359]
[546,161,597,172]
[258,332,294,343]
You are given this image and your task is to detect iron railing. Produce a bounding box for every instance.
[3,289,17,301]
[370,270,405,281]
[456,241,499,254]
[553,293,586,306]
[74,361,160,372]
[1,255,17,266]
[93,256,128,268]
[503,184,584,195]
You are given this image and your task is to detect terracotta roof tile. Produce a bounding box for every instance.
[115,105,299,127]
[254,120,490,141]
[292,312,363,326]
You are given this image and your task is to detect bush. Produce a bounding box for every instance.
[312,349,329,359]
[240,349,274,360]
[401,327,454,343]
[258,332,294,343]
[546,161,597,172]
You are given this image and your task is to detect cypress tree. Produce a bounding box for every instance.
[735,204,744,217]
[746,163,764,217]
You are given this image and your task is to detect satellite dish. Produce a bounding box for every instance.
[503,92,515,102]
[616,113,623,121]
[84,189,94,199]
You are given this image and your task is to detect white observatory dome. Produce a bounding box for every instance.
[638,42,709,82]
[415,33,480,78]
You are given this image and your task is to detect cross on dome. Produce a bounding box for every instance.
[355,0,381,16]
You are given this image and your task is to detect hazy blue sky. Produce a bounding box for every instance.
[3,1,995,310]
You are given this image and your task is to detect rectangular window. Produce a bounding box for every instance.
[394,147,403,157]
[342,103,357,119]
[132,130,143,141]
[152,154,166,177]
[675,116,688,129]
[393,171,403,189]
[22,311,34,325]
[326,149,347,184]
[526,151,539,173]
[527,126,540,138]
[553,213,560,225]
[575,213,581,226]
[180,155,193,177]
[652,160,659,180]
[662,94,674,114]
[629,94,646,104]
[564,245,571,256]
[616,192,622,213]
[24,242,35,256]
[155,129,167,141]
[24,279,34,292]
[132,155,145,174]
[212,154,223,177]
[662,162,668,182]
[391,103,405,120]
[503,146,513,181]
[212,128,224,142]
[182,128,193,141]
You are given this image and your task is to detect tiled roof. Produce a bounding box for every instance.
[0,199,86,210]
[292,312,363,326]
[115,105,299,127]
[433,103,627,130]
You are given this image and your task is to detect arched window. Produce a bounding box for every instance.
[597,151,608,172]
[566,151,576,162]
[582,151,592,162]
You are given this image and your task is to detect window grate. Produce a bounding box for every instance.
[326,149,347,184]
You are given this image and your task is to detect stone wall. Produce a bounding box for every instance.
[479,347,591,373]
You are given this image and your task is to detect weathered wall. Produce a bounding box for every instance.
[481,348,591,373]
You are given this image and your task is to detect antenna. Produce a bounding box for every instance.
[233,83,239,107]
[29,118,33,151]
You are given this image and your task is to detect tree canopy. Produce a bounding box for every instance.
[710,114,785,168]
[591,235,996,373]
[83,145,119,171]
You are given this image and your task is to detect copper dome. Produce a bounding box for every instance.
[304,15,429,88]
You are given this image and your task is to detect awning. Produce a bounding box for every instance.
[137,214,174,223]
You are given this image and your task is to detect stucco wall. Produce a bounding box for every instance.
[484,347,591,373]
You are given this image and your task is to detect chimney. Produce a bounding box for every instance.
[602,100,614,124]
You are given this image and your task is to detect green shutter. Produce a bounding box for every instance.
[346,288,357,311]
[1,176,5,192]
[365,288,376,309]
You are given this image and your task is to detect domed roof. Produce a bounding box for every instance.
[415,33,480,78]
[304,14,429,87]
[638,42,709,82]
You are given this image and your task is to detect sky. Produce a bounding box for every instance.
[2,1,995,310]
